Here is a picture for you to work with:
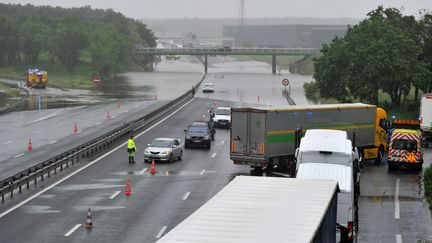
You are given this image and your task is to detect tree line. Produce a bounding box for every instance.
[308,6,432,107]
[0,4,156,77]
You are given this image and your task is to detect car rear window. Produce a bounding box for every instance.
[150,140,172,148]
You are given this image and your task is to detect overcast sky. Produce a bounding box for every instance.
[1,0,430,19]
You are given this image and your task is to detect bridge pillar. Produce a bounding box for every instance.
[204,55,208,74]
[272,55,277,74]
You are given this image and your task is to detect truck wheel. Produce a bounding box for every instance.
[206,142,211,150]
[388,162,395,171]
[375,147,384,165]
[185,141,189,149]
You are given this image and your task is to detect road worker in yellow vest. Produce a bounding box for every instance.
[127,135,137,163]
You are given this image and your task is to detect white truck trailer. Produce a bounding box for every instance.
[230,103,389,174]
[157,176,339,243]
[420,93,432,146]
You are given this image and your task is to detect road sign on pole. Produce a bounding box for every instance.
[282,78,289,86]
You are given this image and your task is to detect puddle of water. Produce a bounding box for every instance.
[22,205,61,214]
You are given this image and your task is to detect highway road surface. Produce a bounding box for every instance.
[0,57,431,243]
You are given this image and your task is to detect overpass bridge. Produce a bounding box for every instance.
[134,47,319,74]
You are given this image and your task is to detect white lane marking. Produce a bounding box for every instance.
[0,98,196,219]
[200,169,206,175]
[49,140,57,145]
[396,234,402,243]
[27,113,62,124]
[3,140,12,145]
[95,122,101,125]
[182,192,191,200]
[14,153,25,159]
[139,168,148,174]
[395,178,400,219]
[76,130,81,134]
[34,130,42,134]
[64,224,81,237]
[113,115,117,119]
[124,110,129,113]
[211,153,216,158]
[110,191,121,199]
[221,140,225,145]
[156,226,168,239]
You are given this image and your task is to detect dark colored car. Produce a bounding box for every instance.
[184,124,212,149]
[191,121,215,140]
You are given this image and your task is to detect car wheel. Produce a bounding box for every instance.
[375,147,384,165]
[185,141,189,148]
[169,154,174,163]
[178,151,183,160]
[144,159,149,163]
[207,142,211,150]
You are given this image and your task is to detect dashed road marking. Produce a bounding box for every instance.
[49,140,57,145]
[0,98,196,219]
[221,140,225,145]
[200,169,206,175]
[124,110,129,113]
[113,115,117,119]
[182,192,191,200]
[396,234,402,243]
[34,130,42,134]
[3,140,12,145]
[139,168,148,174]
[211,153,216,158]
[64,224,81,237]
[156,226,168,239]
[110,191,121,199]
[95,122,101,125]
[14,153,24,159]
[395,178,400,219]
[76,130,81,134]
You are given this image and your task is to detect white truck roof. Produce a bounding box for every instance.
[297,163,352,192]
[299,135,352,155]
[157,176,338,243]
[241,103,376,112]
[304,129,348,140]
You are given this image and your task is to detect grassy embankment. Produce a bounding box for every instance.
[0,51,102,90]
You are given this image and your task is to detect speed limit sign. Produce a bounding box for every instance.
[282,78,289,86]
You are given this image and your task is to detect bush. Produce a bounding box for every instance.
[424,166,432,206]
[303,81,319,98]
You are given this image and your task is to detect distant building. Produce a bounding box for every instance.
[223,25,347,48]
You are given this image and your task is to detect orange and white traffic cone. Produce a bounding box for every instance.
[150,159,157,175]
[27,138,33,151]
[84,208,93,229]
[124,178,132,196]
[73,122,79,134]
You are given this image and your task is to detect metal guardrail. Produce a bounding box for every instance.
[135,47,319,56]
[0,75,206,203]
[282,89,296,106]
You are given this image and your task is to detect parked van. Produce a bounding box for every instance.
[297,163,357,243]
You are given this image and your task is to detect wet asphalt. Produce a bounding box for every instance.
[0,56,431,242]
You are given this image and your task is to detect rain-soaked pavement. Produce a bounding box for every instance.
[0,55,431,243]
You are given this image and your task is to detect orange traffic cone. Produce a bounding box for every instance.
[27,138,33,151]
[124,178,132,196]
[73,122,79,134]
[106,111,111,120]
[150,159,157,175]
[125,178,132,196]
[84,208,93,229]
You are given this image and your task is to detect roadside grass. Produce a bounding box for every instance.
[424,166,432,207]
[0,82,20,97]
[0,52,96,89]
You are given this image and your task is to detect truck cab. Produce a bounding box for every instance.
[388,120,423,171]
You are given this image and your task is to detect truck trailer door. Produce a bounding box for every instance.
[249,112,266,155]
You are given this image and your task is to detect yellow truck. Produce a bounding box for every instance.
[388,119,423,171]
[26,68,47,89]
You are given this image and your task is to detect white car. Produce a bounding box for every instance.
[202,83,215,93]
[144,138,183,163]
[213,107,231,128]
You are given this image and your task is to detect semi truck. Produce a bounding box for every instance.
[230,103,389,173]
[420,93,432,146]
[388,119,423,171]
[157,176,339,243]
[295,129,360,243]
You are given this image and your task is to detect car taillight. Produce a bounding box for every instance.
[347,221,353,242]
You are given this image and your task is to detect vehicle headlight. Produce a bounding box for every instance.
[160,151,170,155]
[144,150,150,155]
[204,135,210,140]
[186,135,192,139]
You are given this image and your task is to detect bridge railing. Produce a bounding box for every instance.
[134,47,319,55]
